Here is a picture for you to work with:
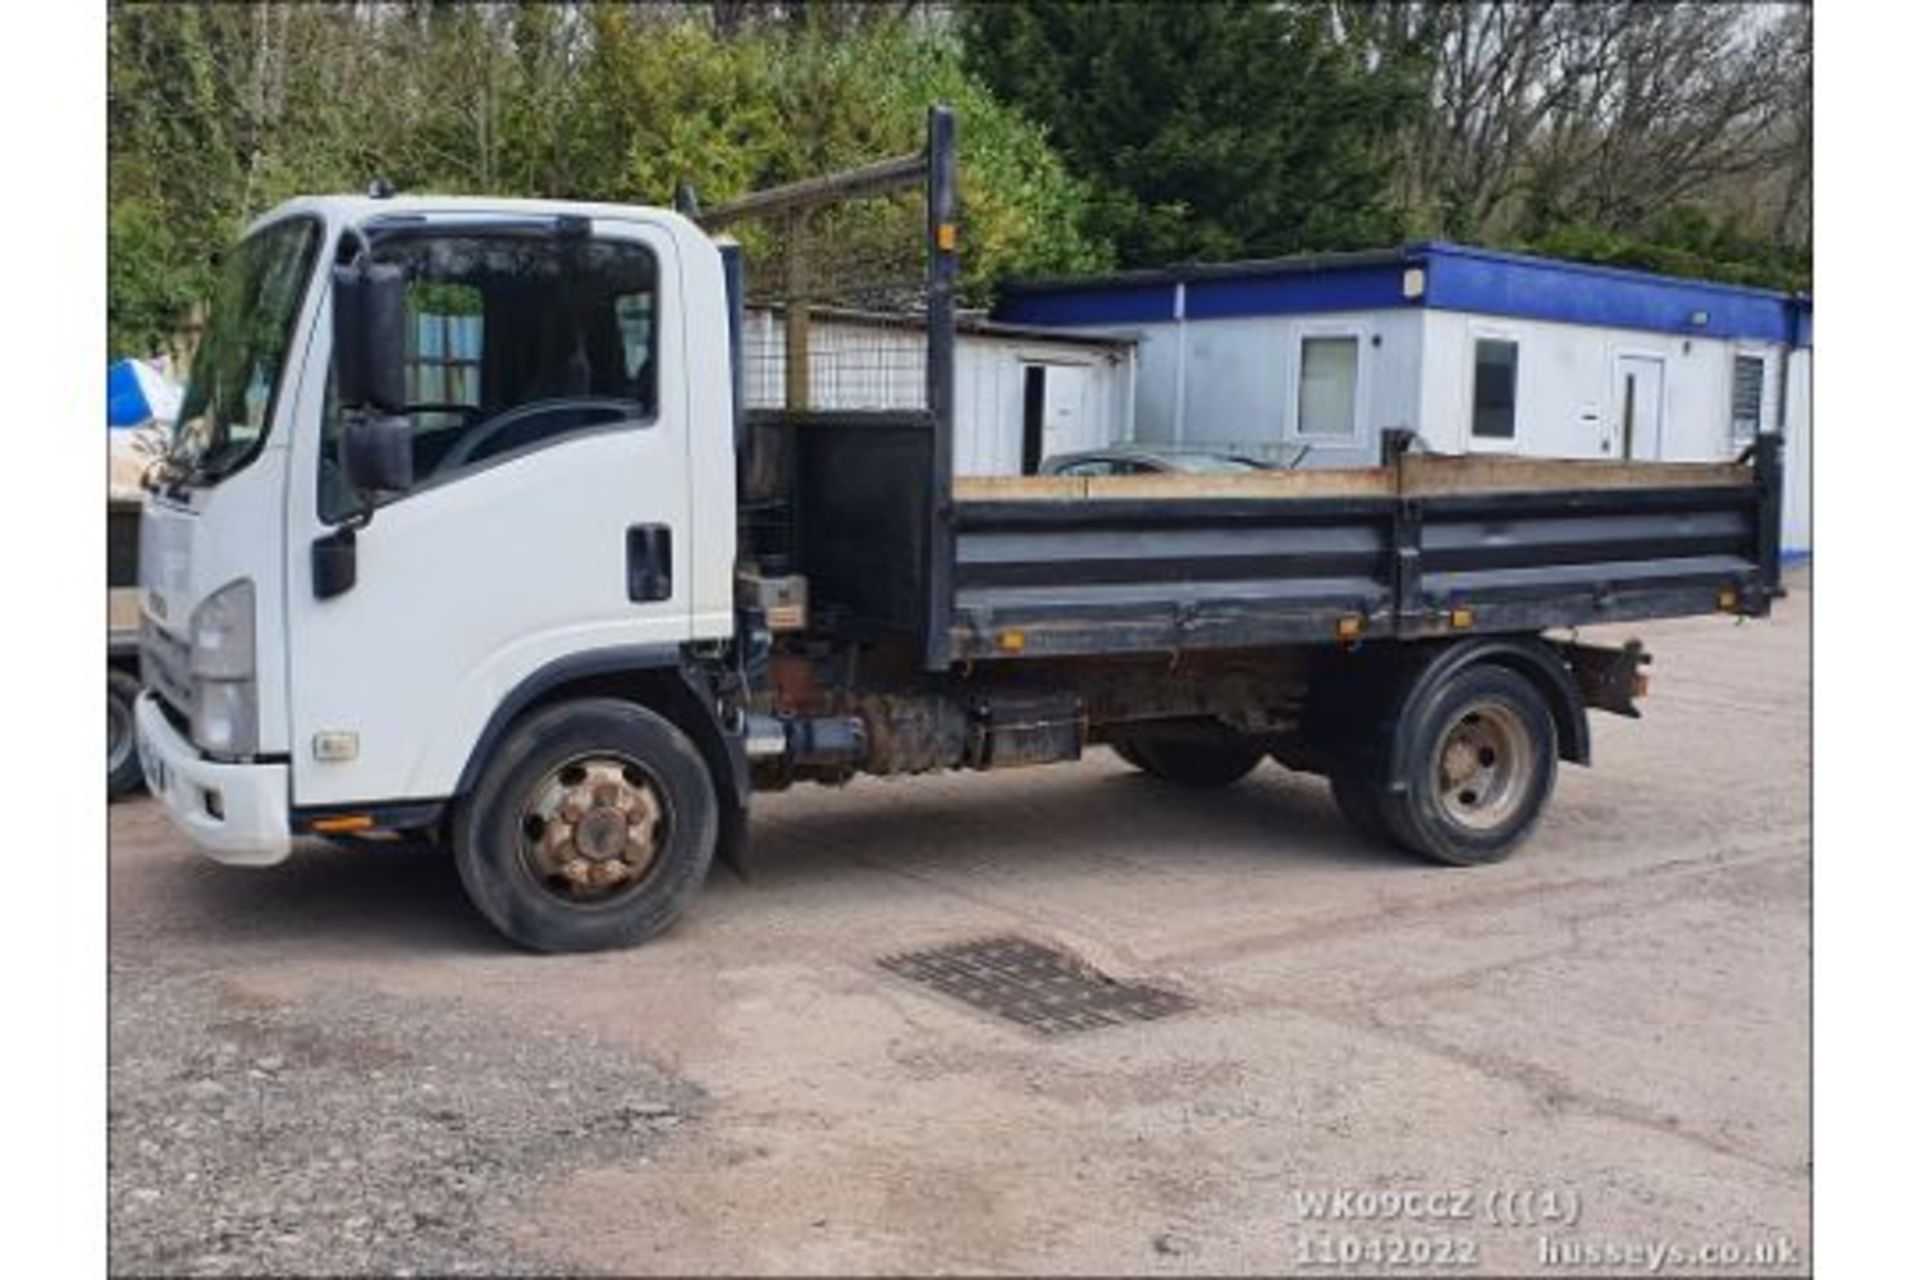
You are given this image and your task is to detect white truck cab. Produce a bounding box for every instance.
[136,195,739,875]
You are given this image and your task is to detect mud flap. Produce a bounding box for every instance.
[1560,638,1651,719]
[714,799,751,883]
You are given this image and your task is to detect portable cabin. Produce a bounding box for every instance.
[994,243,1812,552]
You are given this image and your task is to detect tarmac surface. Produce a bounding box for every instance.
[109,568,1810,1275]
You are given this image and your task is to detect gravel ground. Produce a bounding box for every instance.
[110,568,1808,1276]
[108,964,698,1276]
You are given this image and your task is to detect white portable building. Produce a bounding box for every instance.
[995,244,1812,552]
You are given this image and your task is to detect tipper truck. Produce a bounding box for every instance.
[134,109,1783,951]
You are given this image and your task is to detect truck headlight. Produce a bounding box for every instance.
[192,680,258,758]
[189,579,255,680]
[189,579,257,757]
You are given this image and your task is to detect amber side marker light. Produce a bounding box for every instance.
[996,628,1027,654]
[1717,587,1740,611]
[1450,607,1474,630]
[1336,615,1364,641]
[311,814,376,834]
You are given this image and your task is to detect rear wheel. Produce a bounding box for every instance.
[108,669,144,799]
[453,699,717,952]
[1111,727,1262,788]
[1376,665,1557,866]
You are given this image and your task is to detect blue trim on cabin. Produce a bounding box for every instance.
[996,282,1178,327]
[1184,261,1409,320]
[994,242,1811,347]
[1414,243,1809,347]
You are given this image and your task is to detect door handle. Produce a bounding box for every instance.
[626,524,672,602]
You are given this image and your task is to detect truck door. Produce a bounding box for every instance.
[1616,355,1666,460]
[281,218,694,808]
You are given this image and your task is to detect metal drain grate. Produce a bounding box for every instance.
[879,935,1194,1036]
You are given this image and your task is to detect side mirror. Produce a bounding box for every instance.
[331,262,407,413]
[314,412,411,602]
[340,415,413,497]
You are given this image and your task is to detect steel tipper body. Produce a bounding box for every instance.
[942,444,1779,661]
[138,110,1782,951]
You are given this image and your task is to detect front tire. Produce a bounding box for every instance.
[453,699,718,952]
[108,669,144,799]
[1377,665,1557,866]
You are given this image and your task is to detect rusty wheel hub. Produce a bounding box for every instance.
[518,757,665,902]
[1432,701,1534,832]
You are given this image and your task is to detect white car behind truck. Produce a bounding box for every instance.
[136,109,1783,951]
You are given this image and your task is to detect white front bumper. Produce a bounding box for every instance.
[134,692,292,867]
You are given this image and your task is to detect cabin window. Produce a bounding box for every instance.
[1731,354,1766,446]
[1296,335,1359,439]
[321,233,660,524]
[615,291,655,382]
[406,283,483,407]
[1471,339,1519,441]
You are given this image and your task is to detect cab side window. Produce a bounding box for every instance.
[321,232,659,523]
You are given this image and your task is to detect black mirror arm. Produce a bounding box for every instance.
[344,489,379,533]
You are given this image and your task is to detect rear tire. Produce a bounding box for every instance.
[453,698,717,953]
[108,668,144,800]
[1376,665,1557,866]
[1112,727,1262,788]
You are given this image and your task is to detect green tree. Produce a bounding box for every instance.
[959,0,1426,266]
[1335,1,1811,291]
[1522,211,1811,294]
[108,4,1108,354]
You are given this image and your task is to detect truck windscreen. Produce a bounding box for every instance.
[166,217,322,485]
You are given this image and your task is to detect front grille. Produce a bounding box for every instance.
[140,619,193,723]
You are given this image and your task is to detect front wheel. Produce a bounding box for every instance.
[108,669,144,799]
[453,698,718,952]
[1376,665,1558,866]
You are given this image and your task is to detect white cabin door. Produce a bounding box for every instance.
[1042,363,1092,457]
[1019,362,1094,472]
[1616,356,1666,460]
